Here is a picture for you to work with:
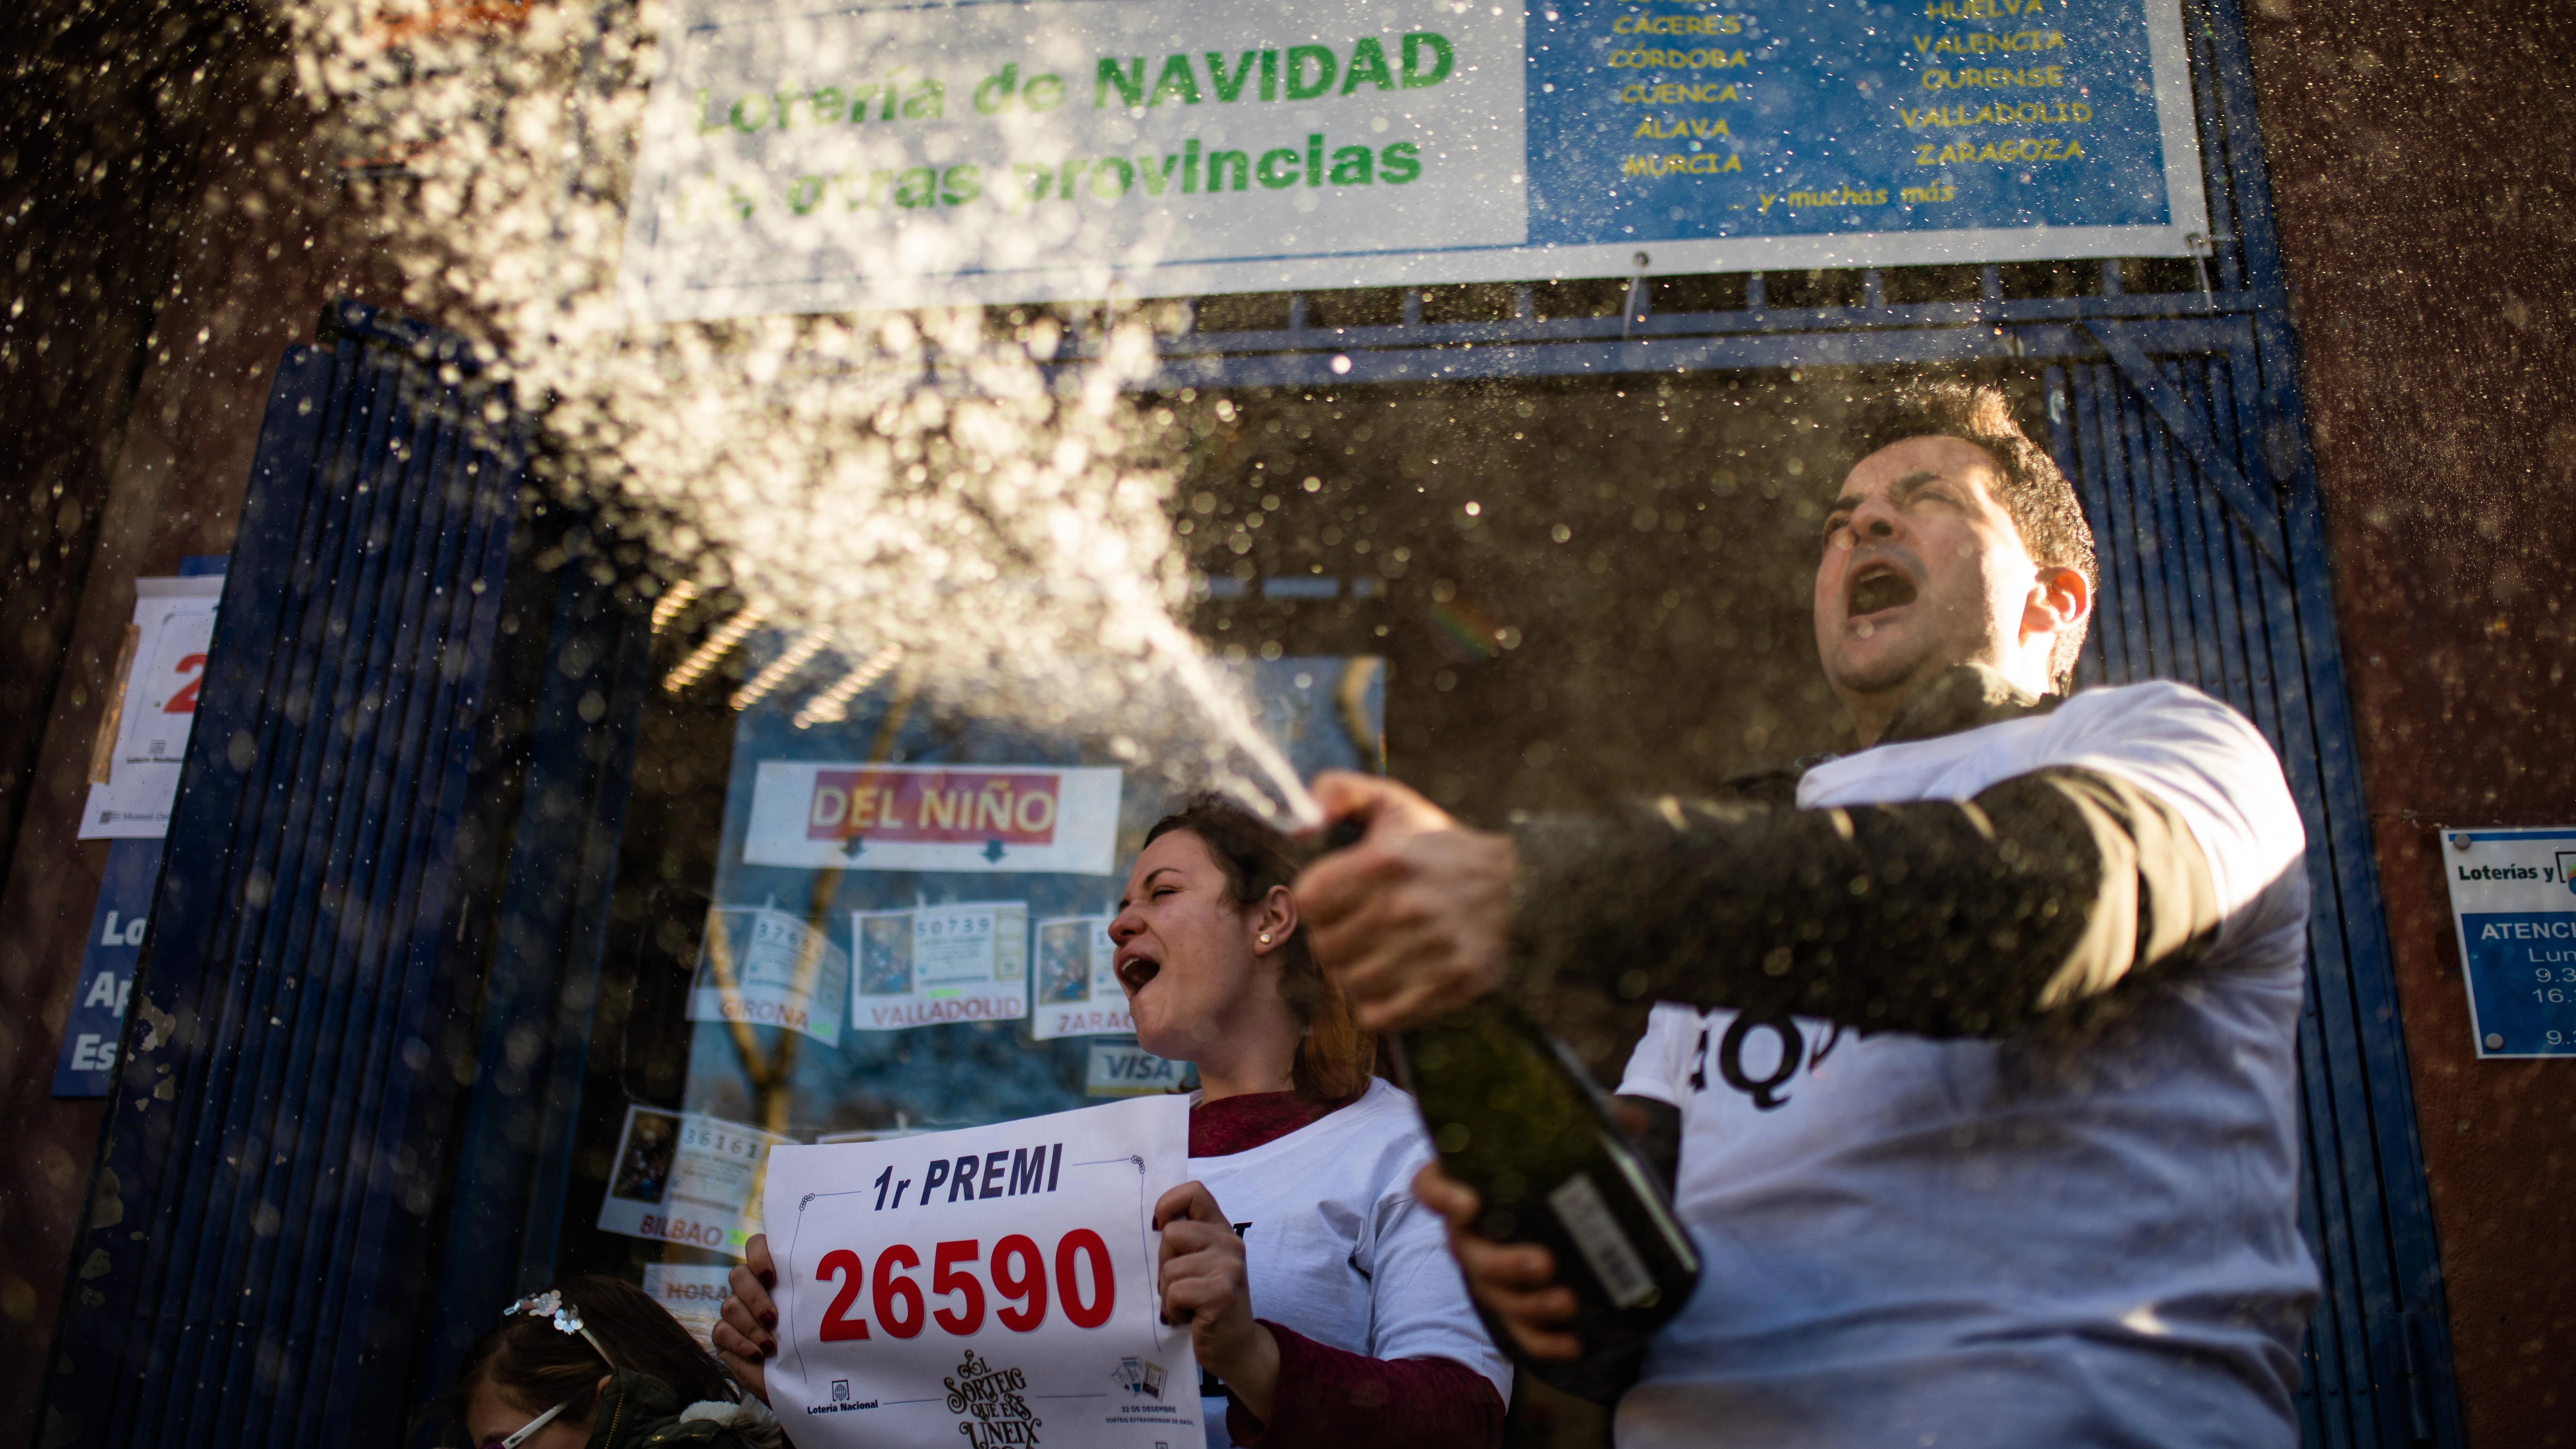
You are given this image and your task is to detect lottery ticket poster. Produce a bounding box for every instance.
[685,645,1380,1138]
[1032,915,1129,1041]
[689,904,850,1047]
[641,1263,738,1350]
[763,1096,1199,1448]
[597,1104,795,1258]
[851,901,1029,1030]
[80,575,225,840]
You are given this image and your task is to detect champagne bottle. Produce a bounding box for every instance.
[1385,997,1701,1368]
[1308,818,1698,1366]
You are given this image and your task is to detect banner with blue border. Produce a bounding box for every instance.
[2440,827,2576,1059]
[619,0,2209,318]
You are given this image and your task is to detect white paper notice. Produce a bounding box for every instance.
[642,1263,738,1350]
[763,1096,1199,1449]
[1032,915,1131,1041]
[597,1105,795,1259]
[80,576,224,840]
[744,761,1123,875]
[690,905,850,1047]
[854,902,1030,1030]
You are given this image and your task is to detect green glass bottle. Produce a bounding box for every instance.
[1387,997,1700,1366]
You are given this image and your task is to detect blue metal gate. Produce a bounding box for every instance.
[41,301,531,1447]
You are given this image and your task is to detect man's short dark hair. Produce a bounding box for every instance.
[1845,381,2098,692]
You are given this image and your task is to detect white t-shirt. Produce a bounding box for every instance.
[1612,680,2320,1449]
[1186,1078,1513,1448]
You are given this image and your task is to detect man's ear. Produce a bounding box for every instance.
[2024,564,2090,645]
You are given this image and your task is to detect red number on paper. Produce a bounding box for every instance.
[932,1240,986,1336]
[816,1249,869,1342]
[1055,1228,1115,1329]
[820,1230,1111,1339]
[990,1235,1047,1332]
[162,654,207,715]
[873,1244,925,1338]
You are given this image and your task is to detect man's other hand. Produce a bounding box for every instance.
[713,1232,779,1403]
[1413,1160,1581,1361]
[1299,771,1517,1032]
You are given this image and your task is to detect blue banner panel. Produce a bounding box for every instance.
[51,838,160,1097]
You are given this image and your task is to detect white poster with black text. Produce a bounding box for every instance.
[762,1096,1199,1448]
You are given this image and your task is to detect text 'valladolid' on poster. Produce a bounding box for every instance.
[745,760,1122,874]
[617,0,2207,318]
[854,901,1030,1030]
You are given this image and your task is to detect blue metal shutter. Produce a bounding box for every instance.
[2047,333,2461,1449]
[43,301,527,1447]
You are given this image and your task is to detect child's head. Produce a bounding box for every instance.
[445,1275,739,1446]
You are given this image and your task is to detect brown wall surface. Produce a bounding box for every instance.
[0,38,406,1447]
[2245,1,2576,1442]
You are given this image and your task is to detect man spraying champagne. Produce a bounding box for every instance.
[1299,382,2318,1449]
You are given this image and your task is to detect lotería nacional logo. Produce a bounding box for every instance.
[1113,1356,1168,1400]
[946,1349,1043,1447]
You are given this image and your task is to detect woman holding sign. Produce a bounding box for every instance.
[717,796,1510,1449]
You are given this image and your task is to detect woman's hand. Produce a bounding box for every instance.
[1413,1162,1582,1361]
[1155,1181,1280,1421]
[713,1233,780,1404]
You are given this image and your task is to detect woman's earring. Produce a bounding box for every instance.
[1258,933,1273,944]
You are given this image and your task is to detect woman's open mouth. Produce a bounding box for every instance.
[1114,948,1161,996]
[1846,560,1919,619]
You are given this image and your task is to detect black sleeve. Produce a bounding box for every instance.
[1506,766,2223,1038]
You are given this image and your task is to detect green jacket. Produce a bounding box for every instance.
[584,1370,785,1449]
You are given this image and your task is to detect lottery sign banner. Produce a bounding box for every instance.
[763,1096,1201,1448]
[2441,826,2576,1058]
[620,0,2206,317]
[1032,914,1131,1040]
[744,761,1123,875]
[598,1105,795,1258]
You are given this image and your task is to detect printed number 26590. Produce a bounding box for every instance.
[815,1230,1114,1342]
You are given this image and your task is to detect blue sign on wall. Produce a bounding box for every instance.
[52,837,159,1096]
[1525,0,2198,257]
[2441,828,2576,1059]
[619,0,2210,318]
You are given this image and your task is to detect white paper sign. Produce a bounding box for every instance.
[618,0,1527,319]
[1032,915,1132,1040]
[763,1096,1200,1448]
[690,905,851,1046]
[642,1263,739,1350]
[598,1105,795,1258]
[854,902,1030,1030]
[746,761,1124,875]
[81,576,224,840]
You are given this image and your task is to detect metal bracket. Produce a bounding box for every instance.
[2082,319,2288,578]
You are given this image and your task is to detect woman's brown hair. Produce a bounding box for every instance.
[429,1275,739,1441]
[1145,793,1375,1102]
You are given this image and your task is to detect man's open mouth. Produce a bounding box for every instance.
[1846,561,1918,619]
